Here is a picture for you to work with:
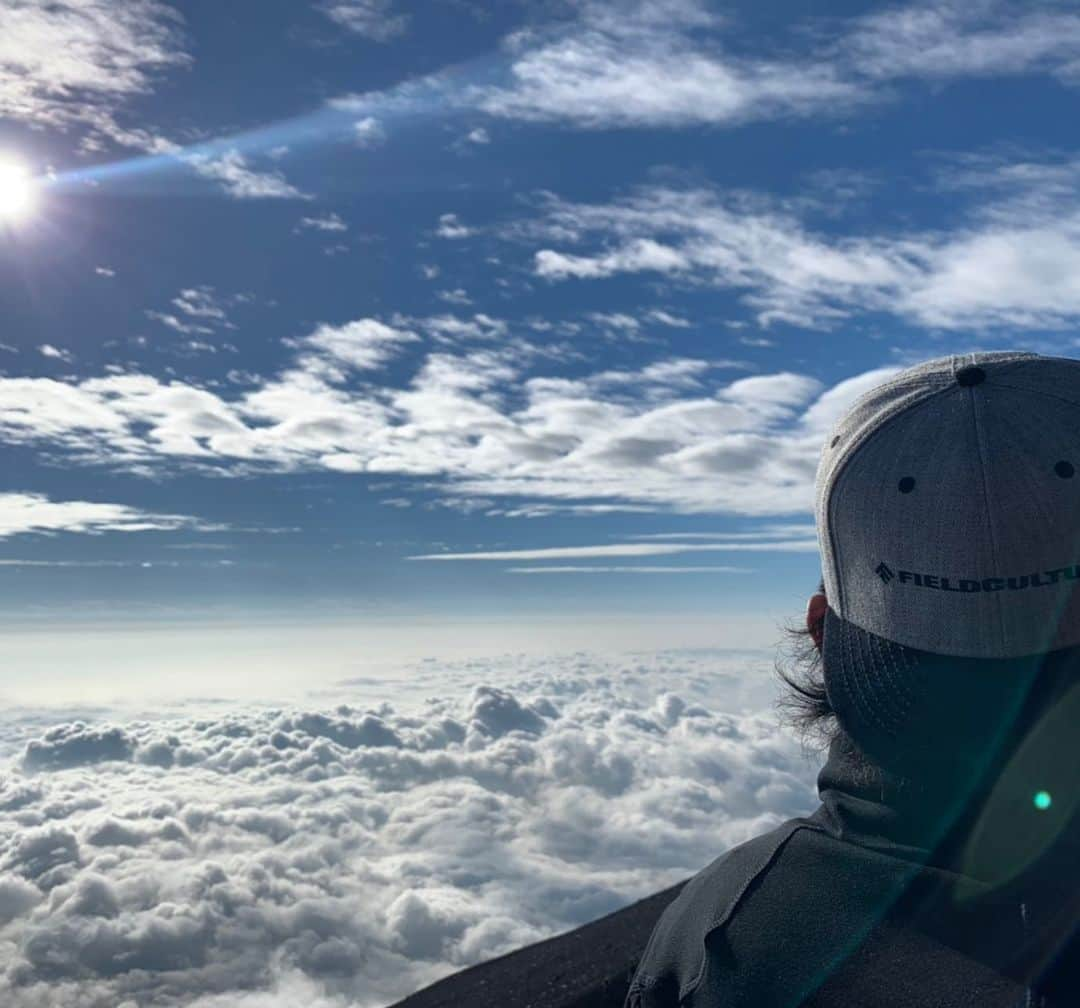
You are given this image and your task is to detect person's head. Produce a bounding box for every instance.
[776,351,1080,791]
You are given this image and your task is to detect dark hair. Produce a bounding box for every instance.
[772,578,892,794]
[773,575,839,748]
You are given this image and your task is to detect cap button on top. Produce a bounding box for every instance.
[956,365,986,386]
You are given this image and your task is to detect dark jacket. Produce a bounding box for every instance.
[626,736,1078,1007]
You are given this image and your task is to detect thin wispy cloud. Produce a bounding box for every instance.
[311,0,1080,144]
[477,0,863,129]
[525,161,1080,329]
[410,540,819,561]
[626,525,818,540]
[320,0,409,42]
[188,150,310,200]
[477,0,1080,130]
[0,492,216,539]
[506,565,755,574]
[30,2,1078,213]
[297,213,348,232]
[843,0,1080,81]
[0,0,189,141]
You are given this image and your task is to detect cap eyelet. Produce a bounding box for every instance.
[1055,460,1075,479]
[898,476,916,493]
[956,365,986,387]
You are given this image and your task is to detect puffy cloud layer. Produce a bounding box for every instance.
[0,650,819,1007]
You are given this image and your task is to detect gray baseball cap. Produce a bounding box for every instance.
[814,350,1080,769]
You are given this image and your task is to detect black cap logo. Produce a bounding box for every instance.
[876,561,895,583]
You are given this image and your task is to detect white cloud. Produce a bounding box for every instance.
[844,0,1080,81]
[0,0,188,138]
[435,213,475,239]
[494,503,660,518]
[602,358,750,388]
[409,538,818,561]
[478,0,862,129]
[0,650,818,1006]
[627,524,817,541]
[171,287,228,320]
[0,315,889,514]
[295,318,420,374]
[188,150,309,200]
[306,0,1080,169]
[646,309,691,328]
[297,213,348,233]
[525,163,1080,329]
[145,310,213,336]
[353,115,386,147]
[0,492,214,539]
[536,239,690,280]
[407,312,506,343]
[93,267,116,278]
[320,0,408,41]
[146,286,247,339]
[38,344,73,363]
[506,565,754,574]
[475,0,1080,131]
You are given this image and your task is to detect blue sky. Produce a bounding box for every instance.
[2,0,1080,666]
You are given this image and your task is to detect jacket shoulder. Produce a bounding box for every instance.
[627,818,815,1006]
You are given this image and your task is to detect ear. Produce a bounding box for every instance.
[806,592,827,652]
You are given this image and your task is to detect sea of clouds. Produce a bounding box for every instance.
[0,649,821,1007]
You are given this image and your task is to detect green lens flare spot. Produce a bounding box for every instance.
[1033,790,1052,811]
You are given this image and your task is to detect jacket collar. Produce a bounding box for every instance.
[810,734,1008,874]
[810,731,1080,895]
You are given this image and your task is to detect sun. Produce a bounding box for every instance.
[0,158,37,222]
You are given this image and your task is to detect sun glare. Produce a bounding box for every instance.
[0,157,37,222]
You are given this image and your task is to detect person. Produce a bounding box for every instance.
[625,350,1080,1007]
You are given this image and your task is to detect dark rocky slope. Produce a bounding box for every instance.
[388,880,687,1008]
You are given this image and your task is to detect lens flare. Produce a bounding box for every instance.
[1033,790,1052,811]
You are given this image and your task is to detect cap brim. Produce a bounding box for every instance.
[822,606,1058,775]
